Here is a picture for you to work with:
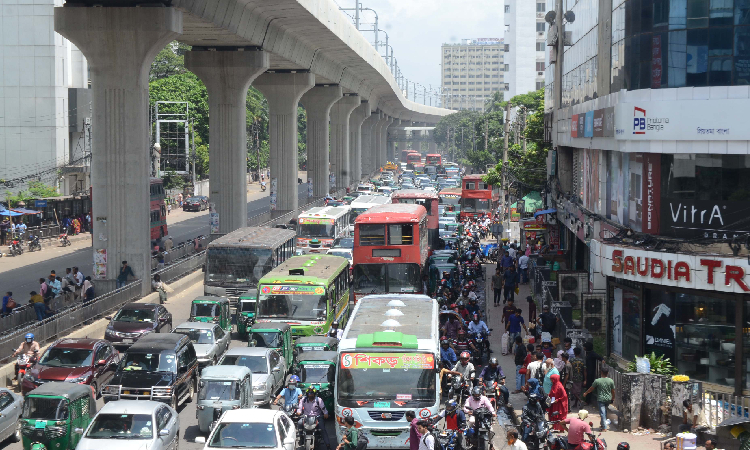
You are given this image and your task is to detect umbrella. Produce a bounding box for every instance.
[0,209,23,217]
[12,208,42,215]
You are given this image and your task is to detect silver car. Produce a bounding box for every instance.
[76,400,179,450]
[172,321,230,367]
[0,388,22,443]
[218,347,286,407]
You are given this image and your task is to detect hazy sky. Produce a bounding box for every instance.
[334,0,503,105]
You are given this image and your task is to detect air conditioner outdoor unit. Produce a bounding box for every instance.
[557,271,588,308]
[582,291,607,335]
[538,71,544,75]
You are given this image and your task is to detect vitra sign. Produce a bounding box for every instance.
[660,199,750,239]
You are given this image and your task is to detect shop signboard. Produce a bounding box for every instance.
[510,207,519,222]
[642,154,661,234]
[645,293,675,362]
[660,198,750,239]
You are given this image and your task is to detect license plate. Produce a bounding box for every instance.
[35,420,46,429]
[123,339,133,344]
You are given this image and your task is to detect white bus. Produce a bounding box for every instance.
[348,195,392,233]
[335,295,439,449]
[297,205,351,253]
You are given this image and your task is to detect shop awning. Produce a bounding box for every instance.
[533,208,557,218]
[12,208,42,215]
[0,210,23,216]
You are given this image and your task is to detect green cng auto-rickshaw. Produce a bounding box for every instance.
[190,296,232,334]
[294,351,337,411]
[197,365,254,433]
[237,290,258,340]
[249,322,293,373]
[21,382,96,450]
[292,336,338,365]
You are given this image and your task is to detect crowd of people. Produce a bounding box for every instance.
[1,267,95,321]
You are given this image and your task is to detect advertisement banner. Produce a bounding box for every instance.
[584,111,594,137]
[652,35,662,89]
[94,249,107,279]
[298,217,335,225]
[642,153,661,234]
[593,110,605,137]
[510,207,519,222]
[660,198,750,239]
[645,292,675,361]
[260,285,325,296]
[340,353,435,370]
[571,115,578,138]
[209,203,219,234]
[270,178,278,210]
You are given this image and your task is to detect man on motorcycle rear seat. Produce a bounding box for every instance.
[440,337,458,367]
[466,297,480,317]
[442,315,461,340]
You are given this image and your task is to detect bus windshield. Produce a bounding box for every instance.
[337,362,435,407]
[257,292,328,321]
[462,198,490,212]
[298,223,335,238]
[353,264,421,294]
[206,247,275,285]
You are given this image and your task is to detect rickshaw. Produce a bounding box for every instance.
[190,296,232,334]
[293,351,337,412]
[236,290,258,340]
[428,253,458,265]
[443,236,460,251]
[293,336,338,365]
[249,322,294,373]
[21,382,96,450]
[197,365,254,433]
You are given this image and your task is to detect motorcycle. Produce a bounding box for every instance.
[58,233,70,247]
[261,182,267,192]
[521,417,551,450]
[577,426,607,450]
[28,234,41,252]
[447,373,473,406]
[299,414,321,450]
[16,351,37,385]
[8,238,23,256]
[465,407,494,450]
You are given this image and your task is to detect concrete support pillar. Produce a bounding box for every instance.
[398,120,412,154]
[254,73,315,213]
[185,49,269,234]
[54,7,182,295]
[372,113,388,174]
[379,117,394,169]
[330,94,360,190]
[361,112,380,178]
[300,85,342,196]
[428,130,438,154]
[387,119,400,161]
[349,102,371,183]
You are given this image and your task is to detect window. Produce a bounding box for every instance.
[537,2,545,12]
[358,224,385,246]
[466,182,476,190]
[536,42,546,51]
[504,5,510,13]
[388,224,414,245]
[504,64,509,71]
[504,44,509,52]
[156,406,172,431]
[536,22,546,32]
[277,419,287,441]
[536,81,545,89]
[536,62,546,71]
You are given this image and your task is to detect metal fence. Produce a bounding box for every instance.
[682,380,750,431]
[150,235,207,270]
[25,224,62,241]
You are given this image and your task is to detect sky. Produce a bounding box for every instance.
[334,0,503,105]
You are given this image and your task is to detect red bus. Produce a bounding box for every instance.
[150,178,168,240]
[439,187,462,212]
[391,189,440,250]
[406,152,422,165]
[400,149,411,162]
[352,204,428,302]
[426,154,442,166]
[460,174,498,220]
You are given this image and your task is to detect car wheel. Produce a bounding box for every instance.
[11,421,21,442]
[186,377,195,403]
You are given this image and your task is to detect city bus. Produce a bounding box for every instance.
[255,254,351,337]
[352,204,428,302]
[425,154,442,166]
[297,205,351,253]
[460,174,498,220]
[400,149,411,162]
[438,187,462,214]
[391,190,440,249]
[348,195,392,233]
[204,227,297,301]
[335,294,439,449]
[149,178,168,240]
[406,152,422,165]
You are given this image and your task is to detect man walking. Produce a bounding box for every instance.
[583,366,615,431]
[506,309,527,354]
[503,265,520,304]
[513,335,527,393]
[117,261,135,289]
[491,268,502,307]
[518,252,529,284]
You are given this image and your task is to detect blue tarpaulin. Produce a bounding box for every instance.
[533,208,557,218]
[0,209,23,216]
[13,208,42,215]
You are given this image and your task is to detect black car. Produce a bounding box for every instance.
[101,333,198,410]
[183,196,208,212]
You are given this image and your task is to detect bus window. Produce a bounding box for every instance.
[388,224,414,245]
[359,224,385,246]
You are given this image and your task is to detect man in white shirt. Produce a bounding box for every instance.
[417,421,434,450]
[507,430,527,449]
[508,245,517,260]
[518,254,530,284]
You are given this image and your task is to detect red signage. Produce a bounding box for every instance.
[571,114,578,138]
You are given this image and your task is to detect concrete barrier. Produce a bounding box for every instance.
[1,269,204,388]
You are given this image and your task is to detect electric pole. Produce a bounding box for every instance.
[502,101,510,232]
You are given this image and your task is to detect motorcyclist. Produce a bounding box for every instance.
[521,393,546,442]
[467,314,490,338]
[13,332,39,377]
[458,289,473,305]
[440,337,458,367]
[464,386,496,417]
[452,351,476,387]
[478,357,505,384]
[327,321,343,339]
[274,375,303,410]
[453,329,478,356]
[466,298,480,317]
[442,314,461,340]
[432,400,466,431]
[297,387,331,450]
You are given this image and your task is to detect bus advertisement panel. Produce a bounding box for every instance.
[256,254,350,337]
[391,190,440,249]
[438,188,462,213]
[297,206,351,253]
[460,174,497,220]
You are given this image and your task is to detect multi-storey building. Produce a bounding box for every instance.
[503,0,547,98]
[440,38,504,112]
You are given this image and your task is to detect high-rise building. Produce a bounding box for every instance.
[0,0,91,196]
[503,0,547,98]
[440,38,504,112]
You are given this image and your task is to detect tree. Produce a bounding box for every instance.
[150,72,210,145]
[297,106,307,169]
[150,41,191,82]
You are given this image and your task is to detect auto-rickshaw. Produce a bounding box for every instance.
[249,322,293,373]
[190,296,232,334]
[293,336,338,364]
[236,290,258,340]
[293,351,337,412]
[21,382,96,450]
[197,365,254,433]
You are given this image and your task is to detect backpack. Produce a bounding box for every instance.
[356,430,369,450]
[534,362,545,382]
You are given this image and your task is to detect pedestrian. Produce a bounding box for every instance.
[73,267,84,299]
[39,278,50,303]
[503,265,520,303]
[65,268,75,285]
[506,429,528,450]
[164,236,174,251]
[518,252,529,284]
[583,366,615,431]
[167,203,171,215]
[59,276,72,305]
[513,335,527,393]
[336,416,358,450]
[543,358,559,395]
[563,337,575,359]
[30,291,45,321]
[569,347,586,409]
[0,218,9,246]
[405,411,420,450]
[537,305,558,336]
[117,261,135,289]
[177,192,183,207]
[2,291,15,315]
[704,439,717,450]
[416,421,434,450]
[500,250,514,271]
[157,248,165,270]
[548,373,569,430]
[491,267,502,307]
[501,298,516,325]
[505,309,527,354]
[583,341,603,405]
[560,352,573,407]
[526,296,537,324]
[83,277,95,302]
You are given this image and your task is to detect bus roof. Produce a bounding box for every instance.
[407,151,421,155]
[208,227,296,249]
[462,174,487,181]
[350,195,392,208]
[339,294,438,350]
[354,203,427,224]
[392,189,440,200]
[299,205,350,220]
[426,154,441,157]
[259,254,349,285]
[439,188,462,196]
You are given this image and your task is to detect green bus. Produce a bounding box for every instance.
[256,255,351,337]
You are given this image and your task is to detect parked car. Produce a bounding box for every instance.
[173,321,230,368]
[183,196,209,212]
[0,388,22,444]
[76,400,179,450]
[195,408,296,450]
[102,333,198,410]
[104,303,173,350]
[21,338,119,396]
[218,347,286,407]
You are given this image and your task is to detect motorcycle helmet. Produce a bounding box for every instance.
[528,394,539,404]
[332,321,339,328]
[445,401,458,415]
[440,337,450,346]
[471,386,482,399]
[459,351,471,361]
[305,387,317,397]
[461,289,469,297]
[616,444,630,450]
[449,304,457,310]
[472,314,480,322]
[488,357,499,367]
[289,375,300,383]
[24,333,34,343]
[440,305,449,311]
[457,329,466,338]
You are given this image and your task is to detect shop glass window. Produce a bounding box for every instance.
[688,0,710,28]
[611,287,641,362]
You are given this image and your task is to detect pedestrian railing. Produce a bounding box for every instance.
[25,224,62,241]
[150,235,207,270]
[680,380,750,431]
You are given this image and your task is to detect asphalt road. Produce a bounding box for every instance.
[0,184,308,305]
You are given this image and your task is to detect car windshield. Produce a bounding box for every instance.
[199,380,239,401]
[239,301,256,313]
[257,293,327,321]
[334,237,354,248]
[209,422,277,448]
[85,413,153,439]
[113,308,154,323]
[38,348,94,368]
[206,247,275,285]
[327,251,351,260]
[174,328,215,345]
[220,355,268,374]
[119,352,176,373]
[186,197,201,203]
[23,397,68,420]
[250,332,282,349]
[298,223,335,238]
[192,303,219,318]
[300,364,335,384]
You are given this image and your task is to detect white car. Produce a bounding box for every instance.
[195,408,296,450]
[326,248,353,264]
[76,400,179,450]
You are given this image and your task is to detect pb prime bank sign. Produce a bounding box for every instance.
[614,99,750,140]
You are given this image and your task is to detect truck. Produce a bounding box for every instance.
[334,294,439,449]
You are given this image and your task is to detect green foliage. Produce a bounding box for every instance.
[626,352,677,377]
[4,181,59,206]
[150,41,191,82]
[150,72,209,145]
[162,169,186,190]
